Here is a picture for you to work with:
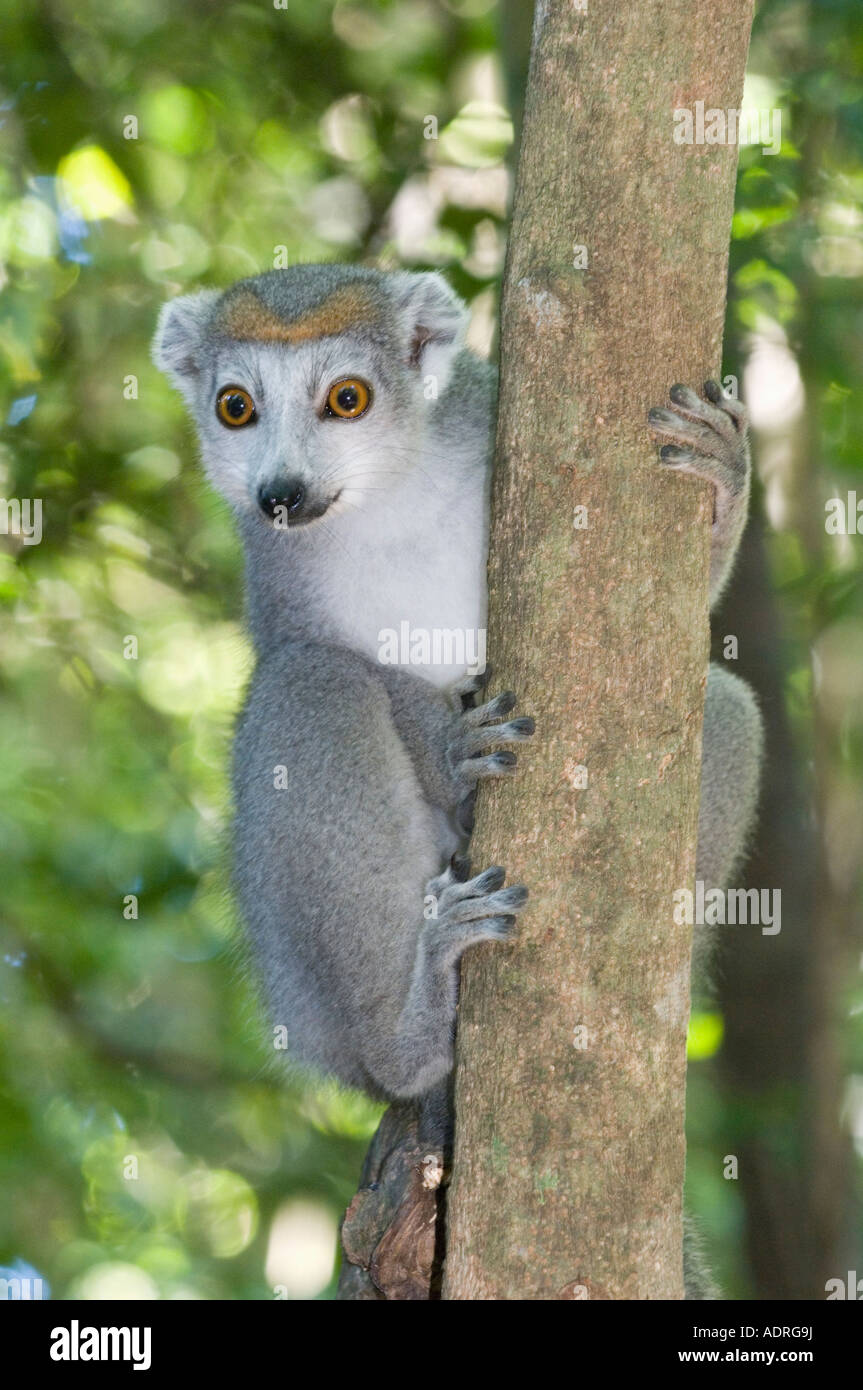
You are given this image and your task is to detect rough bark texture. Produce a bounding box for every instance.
[442,0,754,1301]
[337,1101,444,1300]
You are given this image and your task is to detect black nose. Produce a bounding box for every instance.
[257,480,306,521]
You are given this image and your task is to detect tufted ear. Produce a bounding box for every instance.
[390,272,468,395]
[151,290,220,390]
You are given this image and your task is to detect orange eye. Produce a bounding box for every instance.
[325,378,371,419]
[216,386,256,428]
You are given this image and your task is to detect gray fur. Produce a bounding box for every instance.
[232,638,528,1098]
[153,268,762,1290]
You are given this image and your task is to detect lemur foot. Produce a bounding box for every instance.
[449,689,535,786]
[447,686,535,832]
[423,861,527,963]
[648,380,748,497]
[647,380,751,602]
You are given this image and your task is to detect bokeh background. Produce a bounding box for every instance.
[0,0,861,1300]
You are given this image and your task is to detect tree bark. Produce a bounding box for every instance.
[337,1100,444,1300]
[442,0,754,1301]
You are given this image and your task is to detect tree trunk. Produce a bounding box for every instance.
[442,0,754,1301]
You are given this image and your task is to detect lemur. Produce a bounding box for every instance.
[152,264,762,1276]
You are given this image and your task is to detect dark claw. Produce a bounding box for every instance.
[497,884,529,909]
[704,379,723,403]
[459,666,493,711]
[450,853,471,882]
[660,444,685,461]
[493,750,517,768]
[475,866,506,893]
[457,789,476,834]
[510,716,535,736]
[669,383,688,405]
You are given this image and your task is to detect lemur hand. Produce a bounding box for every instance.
[648,380,751,606]
[422,858,528,962]
[446,677,535,833]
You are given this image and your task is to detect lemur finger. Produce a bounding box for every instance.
[435,864,506,911]
[648,406,730,461]
[445,885,528,924]
[453,666,492,710]
[667,383,740,445]
[476,915,519,943]
[703,378,748,430]
[450,853,472,882]
[456,716,535,758]
[438,864,506,904]
[671,381,746,443]
[425,855,473,899]
[658,445,745,499]
[462,689,517,726]
[666,380,749,440]
[456,750,518,785]
[453,668,491,698]
[424,914,519,965]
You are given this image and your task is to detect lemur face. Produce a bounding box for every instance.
[152,266,468,525]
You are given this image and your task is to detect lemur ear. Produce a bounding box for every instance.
[152,290,220,389]
[390,272,468,395]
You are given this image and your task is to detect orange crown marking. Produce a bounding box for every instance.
[218,286,380,344]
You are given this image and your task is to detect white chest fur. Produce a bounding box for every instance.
[313,461,488,688]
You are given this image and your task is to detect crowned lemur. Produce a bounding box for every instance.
[153,265,761,1287]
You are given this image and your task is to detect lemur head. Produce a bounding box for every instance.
[152,265,468,525]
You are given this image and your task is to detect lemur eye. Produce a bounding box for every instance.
[216,386,256,428]
[325,378,371,420]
